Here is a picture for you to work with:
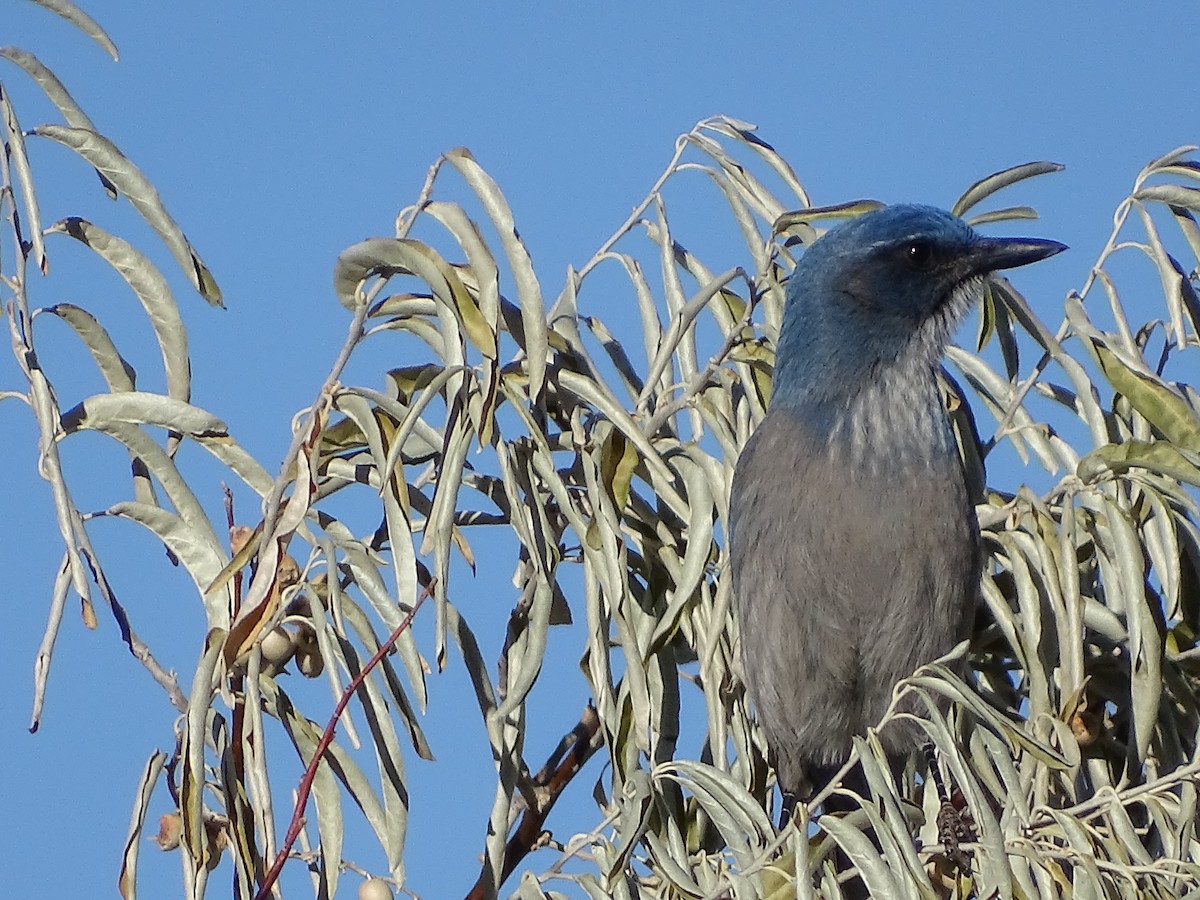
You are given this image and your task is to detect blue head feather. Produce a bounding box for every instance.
[769,205,1064,458]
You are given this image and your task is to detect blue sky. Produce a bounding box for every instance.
[2,2,1197,897]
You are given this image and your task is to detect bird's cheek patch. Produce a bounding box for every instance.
[833,270,880,310]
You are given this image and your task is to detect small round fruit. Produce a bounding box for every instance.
[358,877,393,900]
[259,626,296,666]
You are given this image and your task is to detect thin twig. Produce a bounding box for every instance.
[536,805,621,879]
[257,298,371,547]
[253,580,433,900]
[574,128,699,281]
[1032,756,1200,826]
[394,154,449,239]
[642,271,758,436]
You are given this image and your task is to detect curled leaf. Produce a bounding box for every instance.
[30,125,221,304]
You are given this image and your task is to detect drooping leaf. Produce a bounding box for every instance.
[117,750,167,900]
[48,218,190,401]
[22,0,119,59]
[40,303,137,392]
[1,83,47,272]
[0,46,118,196]
[333,237,497,359]
[952,161,1065,218]
[444,148,548,401]
[30,125,222,303]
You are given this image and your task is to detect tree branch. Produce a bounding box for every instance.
[464,704,603,900]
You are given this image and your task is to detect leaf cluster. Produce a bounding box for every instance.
[5,5,1200,900]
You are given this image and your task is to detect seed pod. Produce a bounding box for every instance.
[259,625,297,668]
[358,878,393,900]
[153,812,182,851]
[293,624,324,678]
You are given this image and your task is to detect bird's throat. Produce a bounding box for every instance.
[831,366,956,472]
[774,352,957,476]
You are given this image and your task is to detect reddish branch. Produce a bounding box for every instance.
[224,485,250,786]
[465,704,603,900]
[253,582,432,900]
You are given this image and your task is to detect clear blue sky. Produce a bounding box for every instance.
[2,2,1196,897]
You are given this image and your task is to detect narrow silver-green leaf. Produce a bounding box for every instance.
[951,161,1064,218]
[23,0,119,59]
[333,236,496,358]
[60,391,226,436]
[39,303,136,391]
[444,148,548,400]
[0,47,117,195]
[1,82,47,273]
[30,125,221,303]
[965,205,1039,227]
[47,218,190,400]
[1079,440,1200,488]
[29,553,72,732]
[181,630,223,872]
[101,502,228,607]
[1135,183,1200,213]
[117,750,166,900]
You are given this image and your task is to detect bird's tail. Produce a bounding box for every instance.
[810,761,870,813]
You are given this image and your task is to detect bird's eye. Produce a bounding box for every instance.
[904,240,936,271]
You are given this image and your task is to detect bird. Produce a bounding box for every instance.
[728,204,1065,823]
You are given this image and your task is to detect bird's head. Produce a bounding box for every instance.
[771,204,1065,411]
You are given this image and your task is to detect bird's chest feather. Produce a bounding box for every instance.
[730,400,977,639]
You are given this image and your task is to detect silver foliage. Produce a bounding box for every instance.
[4,7,1200,899]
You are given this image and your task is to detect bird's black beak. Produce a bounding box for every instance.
[969,236,1068,274]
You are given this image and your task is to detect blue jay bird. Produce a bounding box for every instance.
[728,205,1064,821]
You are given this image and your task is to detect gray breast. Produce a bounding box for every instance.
[728,405,979,797]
